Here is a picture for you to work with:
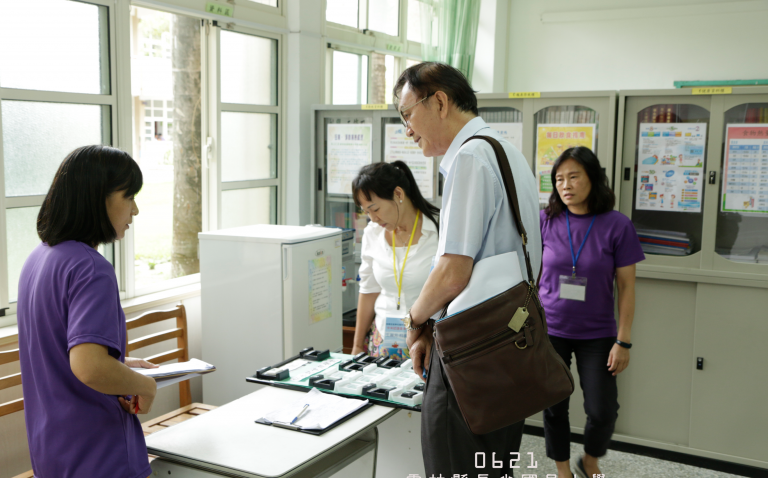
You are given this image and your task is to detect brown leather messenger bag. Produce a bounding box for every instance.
[432,135,575,436]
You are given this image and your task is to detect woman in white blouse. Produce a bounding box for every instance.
[351,161,440,358]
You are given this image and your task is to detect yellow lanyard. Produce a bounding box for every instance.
[392,210,420,310]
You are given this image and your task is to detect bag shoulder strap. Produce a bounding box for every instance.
[461,135,536,284]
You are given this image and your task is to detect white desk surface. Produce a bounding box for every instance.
[145,387,398,478]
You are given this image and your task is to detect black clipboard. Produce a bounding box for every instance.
[254,401,374,436]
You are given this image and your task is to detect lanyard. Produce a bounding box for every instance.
[392,210,420,310]
[566,210,596,277]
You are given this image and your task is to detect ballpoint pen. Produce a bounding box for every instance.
[290,404,310,425]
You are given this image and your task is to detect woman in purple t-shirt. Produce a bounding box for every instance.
[539,147,645,478]
[17,145,158,478]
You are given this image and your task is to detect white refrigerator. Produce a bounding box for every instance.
[199,225,343,405]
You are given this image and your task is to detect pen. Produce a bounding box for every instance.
[290,404,310,425]
[125,395,139,414]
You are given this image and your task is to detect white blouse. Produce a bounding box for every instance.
[358,216,439,334]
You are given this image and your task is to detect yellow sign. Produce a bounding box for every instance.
[509,92,541,98]
[361,104,388,110]
[691,87,732,95]
[535,124,596,203]
[206,1,234,17]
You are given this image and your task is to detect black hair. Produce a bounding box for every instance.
[545,146,615,219]
[37,145,143,247]
[352,161,440,231]
[393,62,478,116]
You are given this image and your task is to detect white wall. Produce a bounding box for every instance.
[507,0,768,92]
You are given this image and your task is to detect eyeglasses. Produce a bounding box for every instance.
[398,92,433,129]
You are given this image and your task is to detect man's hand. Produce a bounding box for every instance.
[409,324,433,382]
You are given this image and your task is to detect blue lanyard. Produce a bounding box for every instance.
[566,210,596,277]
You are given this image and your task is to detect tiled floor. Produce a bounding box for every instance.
[517,434,748,478]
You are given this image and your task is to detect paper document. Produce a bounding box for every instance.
[130,358,215,379]
[154,373,202,389]
[444,252,523,318]
[260,388,368,430]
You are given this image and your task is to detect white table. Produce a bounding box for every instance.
[146,387,398,478]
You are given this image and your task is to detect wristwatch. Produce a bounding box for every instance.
[616,340,632,349]
[402,309,426,332]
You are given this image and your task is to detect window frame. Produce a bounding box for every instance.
[205,22,283,233]
[326,47,371,105]
[0,0,120,323]
[324,0,422,106]
[0,0,290,326]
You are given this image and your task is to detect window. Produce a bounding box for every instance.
[368,0,399,37]
[326,0,361,29]
[331,50,369,105]
[325,0,423,106]
[0,0,286,317]
[407,0,423,42]
[245,0,278,7]
[130,7,202,292]
[0,0,115,315]
[326,0,399,37]
[212,27,281,230]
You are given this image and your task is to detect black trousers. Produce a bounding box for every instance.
[421,344,525,477]
[543,335,619,462]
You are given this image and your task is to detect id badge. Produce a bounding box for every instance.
[381,312,409,360]
[559,275,587,302]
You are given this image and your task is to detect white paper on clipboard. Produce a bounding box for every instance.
[444,252,523,318]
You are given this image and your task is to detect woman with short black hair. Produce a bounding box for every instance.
[351,160,439,359]
[539,147,645,478]
[18,145,157,478]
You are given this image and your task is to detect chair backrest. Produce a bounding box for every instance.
[0,345,23,418]
[126,304,191,407]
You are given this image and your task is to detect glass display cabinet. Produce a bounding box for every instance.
[476,91,617,206]
[616,87,768,275]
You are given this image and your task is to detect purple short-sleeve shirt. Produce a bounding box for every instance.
[539,210,645,340]
[17,241,151,478]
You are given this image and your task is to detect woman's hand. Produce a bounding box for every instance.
[118,378,157,415]
[351,344,365,356]
[125,357,159,369]
[122,357,158,414]
[118,395,137,414]
[607,343,630,376]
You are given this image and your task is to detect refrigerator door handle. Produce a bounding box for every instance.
[283,246,289,281]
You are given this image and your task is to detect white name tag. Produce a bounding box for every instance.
[559,275,587,302]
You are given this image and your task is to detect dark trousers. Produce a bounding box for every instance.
[543,335,619,462]
[421,344,525,477]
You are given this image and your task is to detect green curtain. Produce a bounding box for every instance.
[418,0,482,83]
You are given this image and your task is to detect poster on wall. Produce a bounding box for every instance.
[384,124,434,199]
[327,124,372,195]
[635,123,707,213]
[486,123,524,153]
[308,256,332,323]
[535,124,596,203]
[721,124,768,214]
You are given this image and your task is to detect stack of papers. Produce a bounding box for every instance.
[130,358,216,389]
[636,229,691,256]
[260,388,368,431]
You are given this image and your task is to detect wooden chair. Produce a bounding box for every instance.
[2,344,34,478]
[0,347,23,418]
[126,304,192,407]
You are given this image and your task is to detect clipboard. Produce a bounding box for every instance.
[254,401,374,436]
